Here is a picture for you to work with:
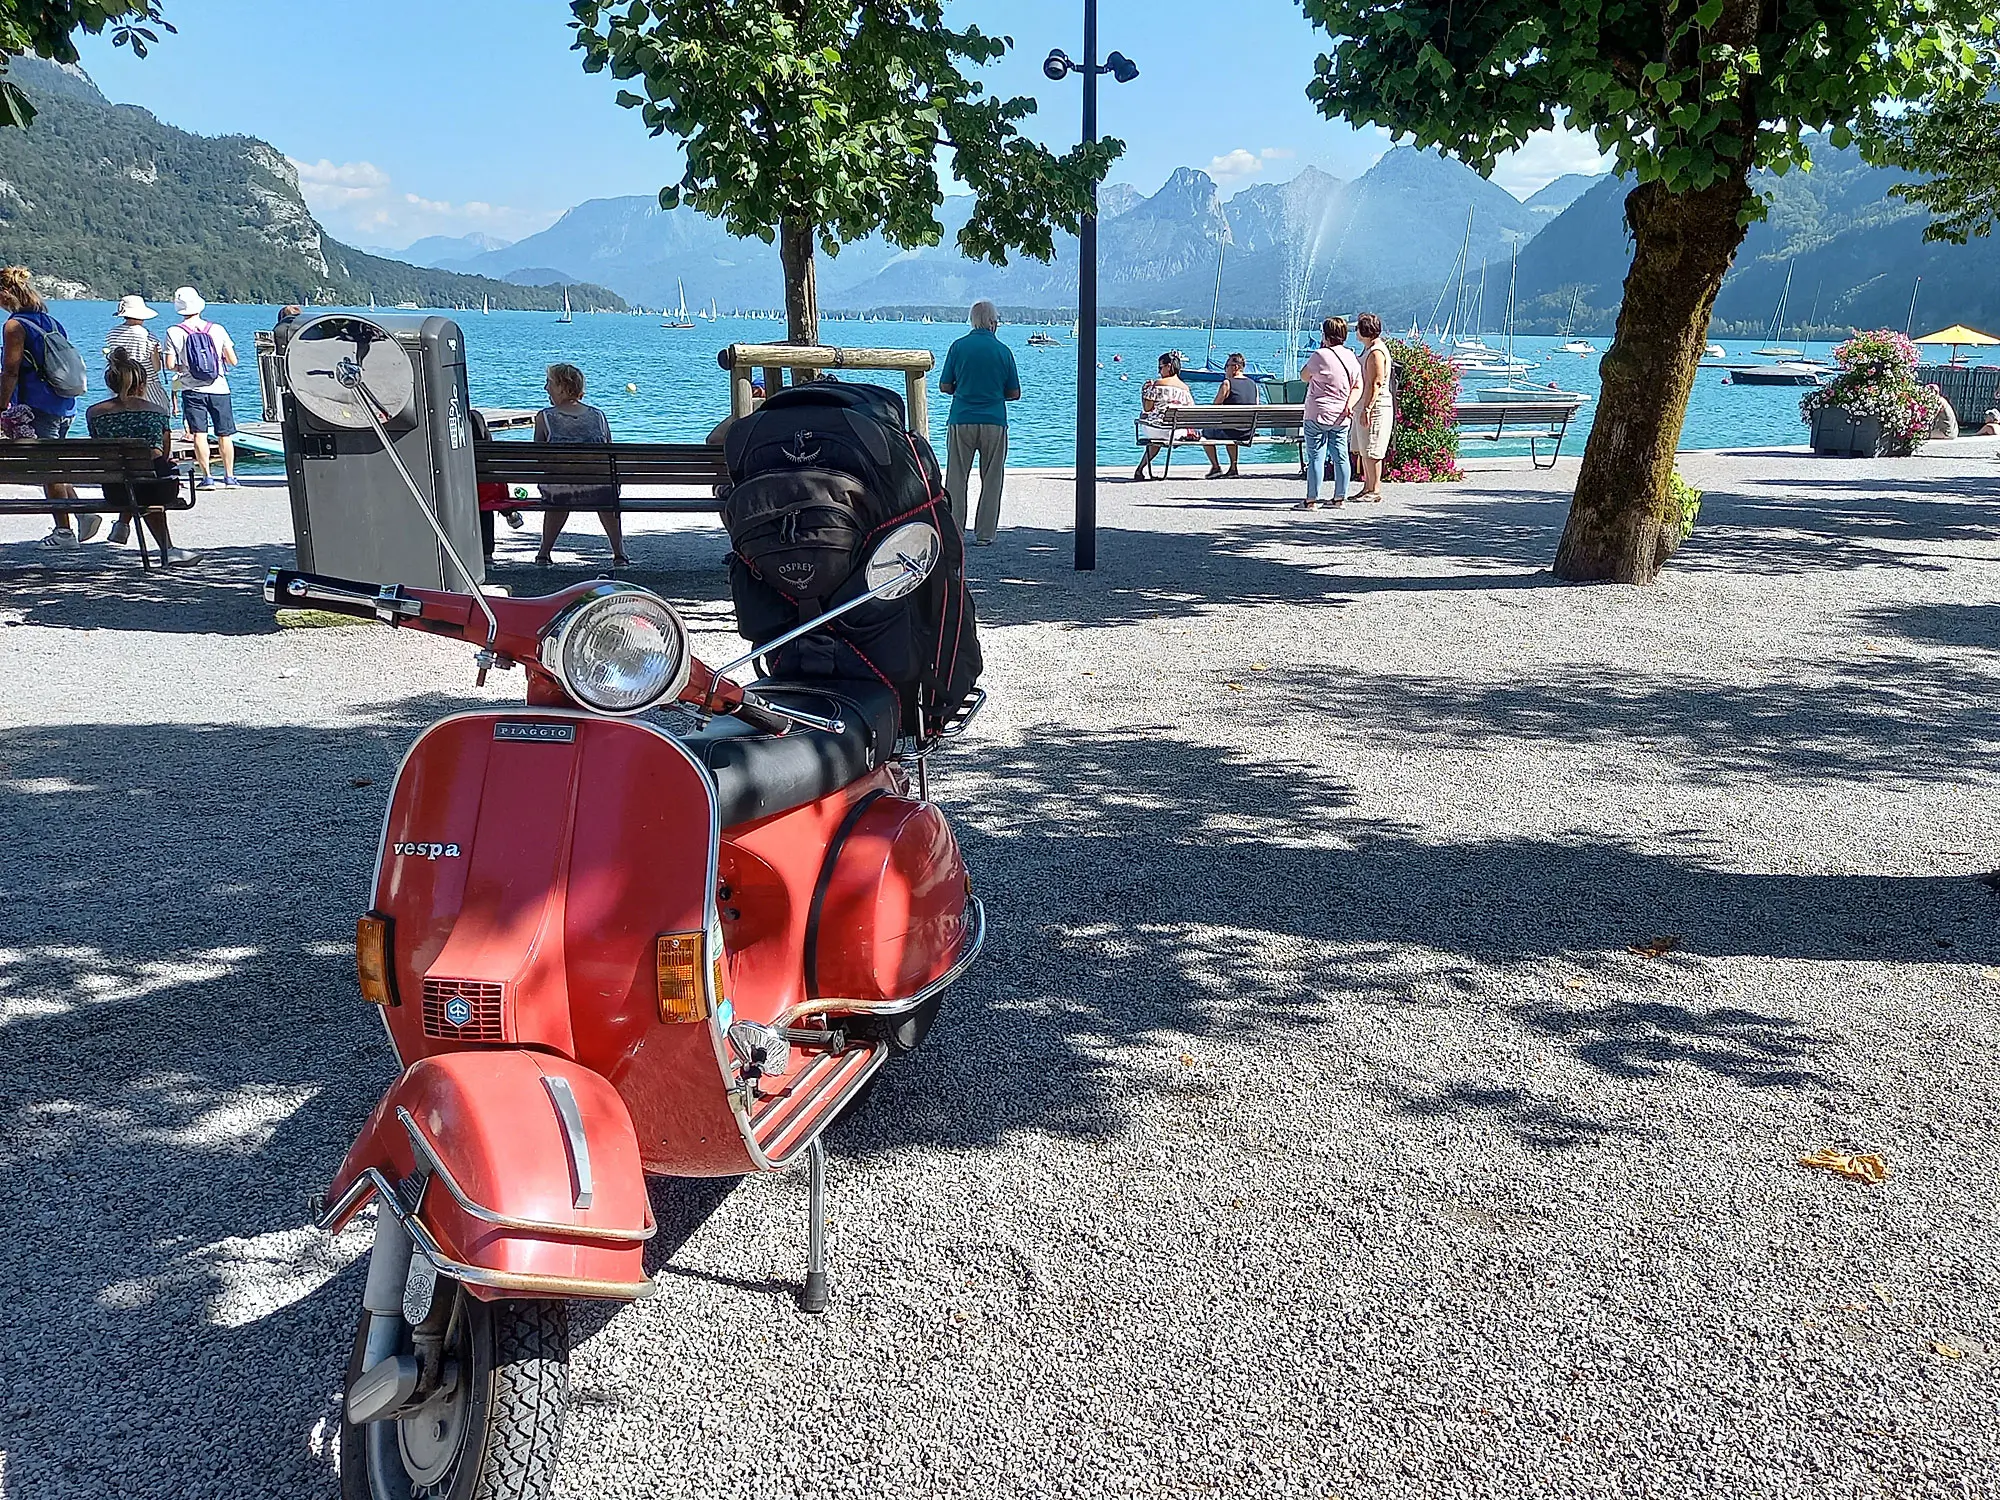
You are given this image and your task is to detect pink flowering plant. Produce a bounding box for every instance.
[1801,329,1932,452]
[1384,338,1463,483]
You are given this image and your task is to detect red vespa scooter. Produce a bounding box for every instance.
[279,357,983,1500]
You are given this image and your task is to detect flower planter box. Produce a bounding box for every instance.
[1809,406,1904,458]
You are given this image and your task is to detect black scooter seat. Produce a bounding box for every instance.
[679,680,902,828]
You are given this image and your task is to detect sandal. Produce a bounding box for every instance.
[1225,466,1240,478]
[1205,465,1224,479]
[533,552,554,567]
[612,554,631,567]
[1132,466,1152,481]
[1291,500,1320,510]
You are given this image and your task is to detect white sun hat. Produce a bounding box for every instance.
[114,294,158,320]
[172,286,205,317]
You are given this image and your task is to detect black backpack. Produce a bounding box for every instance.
[721,382,982,738]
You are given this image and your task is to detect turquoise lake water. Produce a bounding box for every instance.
[49,299,1839,466]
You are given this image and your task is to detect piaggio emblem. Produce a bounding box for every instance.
[443,996,473,1028]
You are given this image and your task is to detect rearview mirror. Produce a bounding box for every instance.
[864,521,940,601]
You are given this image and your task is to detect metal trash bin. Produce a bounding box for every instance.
[276,312,482,590]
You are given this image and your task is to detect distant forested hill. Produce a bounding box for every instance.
[0,58,625,312]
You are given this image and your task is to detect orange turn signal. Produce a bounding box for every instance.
[356,914,397,1007]
[657,932,708,1022]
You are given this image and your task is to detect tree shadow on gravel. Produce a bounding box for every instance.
[0,540,295,634]
[1854,601,2000,651]
[3,699,1988,1494]
[1251,651,2000,786]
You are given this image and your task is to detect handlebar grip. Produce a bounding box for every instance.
[732,691,796,736]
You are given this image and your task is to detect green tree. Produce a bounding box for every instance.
[0,2,170,127]
[1300,0,1998,583]
[1874,91,2000,245]
[570,0,1121,345]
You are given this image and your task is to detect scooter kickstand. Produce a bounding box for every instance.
[800,1137,830,1314]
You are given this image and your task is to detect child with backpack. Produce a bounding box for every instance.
[0,265,96,548]
[165,286,239,489]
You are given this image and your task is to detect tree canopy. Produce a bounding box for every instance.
[0,1,170,127]
[570,0,1120,341]
[1874,90,2000,244]
[1301,0,1998,209]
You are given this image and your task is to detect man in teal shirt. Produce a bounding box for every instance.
[937,299,1021,545]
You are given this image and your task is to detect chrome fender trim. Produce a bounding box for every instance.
[396,1107,655,1244]
[321,1167,660,1302]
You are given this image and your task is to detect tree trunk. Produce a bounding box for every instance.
[1553,169,1753,583]
[779,215,818,346]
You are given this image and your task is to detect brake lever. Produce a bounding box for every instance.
[735,689,845,737]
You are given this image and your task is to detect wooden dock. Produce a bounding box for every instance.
[222,408,538,459]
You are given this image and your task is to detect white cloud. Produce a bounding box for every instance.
[1207,149,1265,188]
[1260,147,1295,162]
[288,157,556,248]
[1491,127,1614,198]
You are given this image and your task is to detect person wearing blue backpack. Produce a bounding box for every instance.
[165,286,239,488]
[0,264,97,548]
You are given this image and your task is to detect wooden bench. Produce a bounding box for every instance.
[474,440,729,513]
[1133,403,1307,474]
[0,439,197,570]
[1451,398,1586,469]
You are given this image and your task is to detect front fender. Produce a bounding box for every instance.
[326,1051,655,1300]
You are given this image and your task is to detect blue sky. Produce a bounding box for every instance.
[75,0,1607,250]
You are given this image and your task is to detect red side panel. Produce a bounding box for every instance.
[326,1051,651,1297]
[812,796,971,1002]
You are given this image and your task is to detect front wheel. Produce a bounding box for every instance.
[339,1284,569,1500]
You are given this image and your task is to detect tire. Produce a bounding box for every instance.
[339,1285,569,1500]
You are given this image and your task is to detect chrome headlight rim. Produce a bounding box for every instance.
[538,583,691,717]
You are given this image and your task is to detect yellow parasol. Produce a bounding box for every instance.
[1914,324,2000,365]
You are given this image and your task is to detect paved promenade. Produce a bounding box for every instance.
[2,446,1997,1498]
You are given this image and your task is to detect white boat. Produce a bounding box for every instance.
[558,290,573,324]
[1730,361,1823,387]
[1026,330,1060,347]
[661,279,695,329]
[1481,380,1591,401]
[1454,354,1535,377]
[1754,262,1802,357]
[1560,339,1596,355]
[1704,343,1725,358]
[481,296,490,316]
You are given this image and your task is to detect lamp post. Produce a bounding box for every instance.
[1045,29,1137,572]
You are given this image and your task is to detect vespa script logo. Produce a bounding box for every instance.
[393,841,462,860]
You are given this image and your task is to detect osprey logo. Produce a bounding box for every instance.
[777,560,819,586]
[393,841,462,860]
[780,431,822,465]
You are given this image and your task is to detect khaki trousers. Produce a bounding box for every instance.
[944,422,1008,544]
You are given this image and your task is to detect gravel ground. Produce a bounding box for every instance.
[2,447,1998,1499]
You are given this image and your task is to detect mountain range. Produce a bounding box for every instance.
[0,58,625,312]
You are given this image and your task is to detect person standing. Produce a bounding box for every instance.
[104,295,171,407]
[937,299,1020,545]
[1353,312,1394,501]
[0,264,96,548]
[1296,316,1360,511]
[164,286,240,489]
[532,362,626,568]
[1200,352,1260,478]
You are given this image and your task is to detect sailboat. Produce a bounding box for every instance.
[661,279,695,329]
[702,296,719,322]
[481,295,490,316]
[1475,244,1570,395]
[1753,262,1802,358]
[558,289,573,324]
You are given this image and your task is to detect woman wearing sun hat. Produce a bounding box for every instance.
[103,295,170,409]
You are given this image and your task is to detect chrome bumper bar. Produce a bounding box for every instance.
[396,1107,655,1244]
[319,1169,660,1302]
[776,896,985,1030]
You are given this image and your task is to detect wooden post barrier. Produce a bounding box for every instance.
[719,343,936,434]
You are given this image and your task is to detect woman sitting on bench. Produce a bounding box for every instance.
[85,348,198,567]
[533,362,627,568]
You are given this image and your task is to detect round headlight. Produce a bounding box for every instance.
[540,586,690,715]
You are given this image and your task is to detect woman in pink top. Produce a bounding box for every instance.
[1295,316,1361,510]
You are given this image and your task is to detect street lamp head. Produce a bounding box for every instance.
[1043,49,1074,81]
[1104,50,1139,84]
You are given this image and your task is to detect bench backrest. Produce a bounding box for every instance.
[473,439,726,487]
[0,439,167,483]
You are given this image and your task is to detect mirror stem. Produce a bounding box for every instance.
[712,561,923,681]
[344,368,499,648]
